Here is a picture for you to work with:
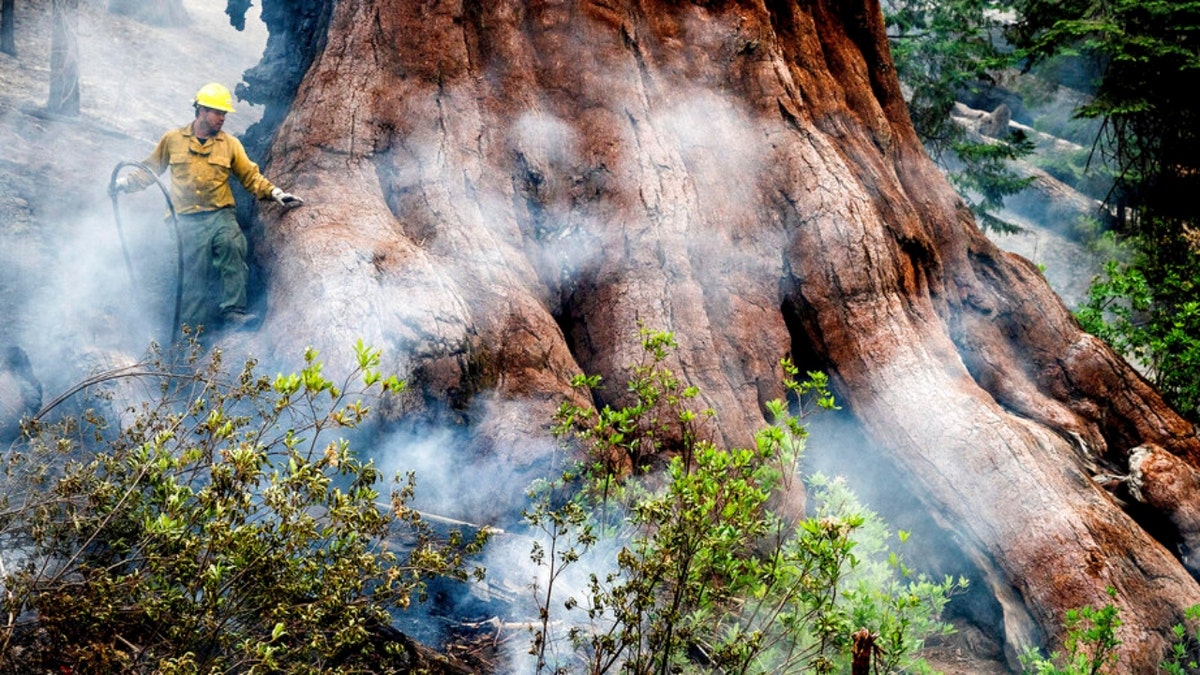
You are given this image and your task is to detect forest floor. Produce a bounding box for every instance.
[0,2,1028,673]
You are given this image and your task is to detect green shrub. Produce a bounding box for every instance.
[0,340,485,673]
[526,328,963,674]
[1021,588,1122,675]
[1077,253,1200,423]
[1163,606,1200,675]
[1020,590,1200,675]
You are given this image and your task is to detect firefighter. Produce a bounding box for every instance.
[111,82,302,331]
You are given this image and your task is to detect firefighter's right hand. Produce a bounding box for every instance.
[271,187,303,208]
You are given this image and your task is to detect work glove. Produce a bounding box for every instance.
[271,187,304,208]
[108,175,131,197]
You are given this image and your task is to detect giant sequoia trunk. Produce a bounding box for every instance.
[243,0,1200,668]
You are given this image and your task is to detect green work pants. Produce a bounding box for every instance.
[177,208,248,330]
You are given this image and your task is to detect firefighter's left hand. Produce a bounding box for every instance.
[108,176,131,196]
[271,188,304,208]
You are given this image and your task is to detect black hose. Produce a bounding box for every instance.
[108,161,184,339]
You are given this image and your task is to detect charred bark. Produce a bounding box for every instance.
[245,0,1200,668]
[236,0,334,155]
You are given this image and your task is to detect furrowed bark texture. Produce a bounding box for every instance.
[250,0,1200,667]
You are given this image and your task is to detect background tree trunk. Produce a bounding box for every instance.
[243,0,1200,669]
[1,0,15,57]
[46,0,78,116]
[107,0,188,27]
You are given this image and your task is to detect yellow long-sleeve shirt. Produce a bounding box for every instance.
[133,123,276,215]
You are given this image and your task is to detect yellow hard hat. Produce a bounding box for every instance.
[194,82,236,113]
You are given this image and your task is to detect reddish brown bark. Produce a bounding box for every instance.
[251,0,1200,668]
